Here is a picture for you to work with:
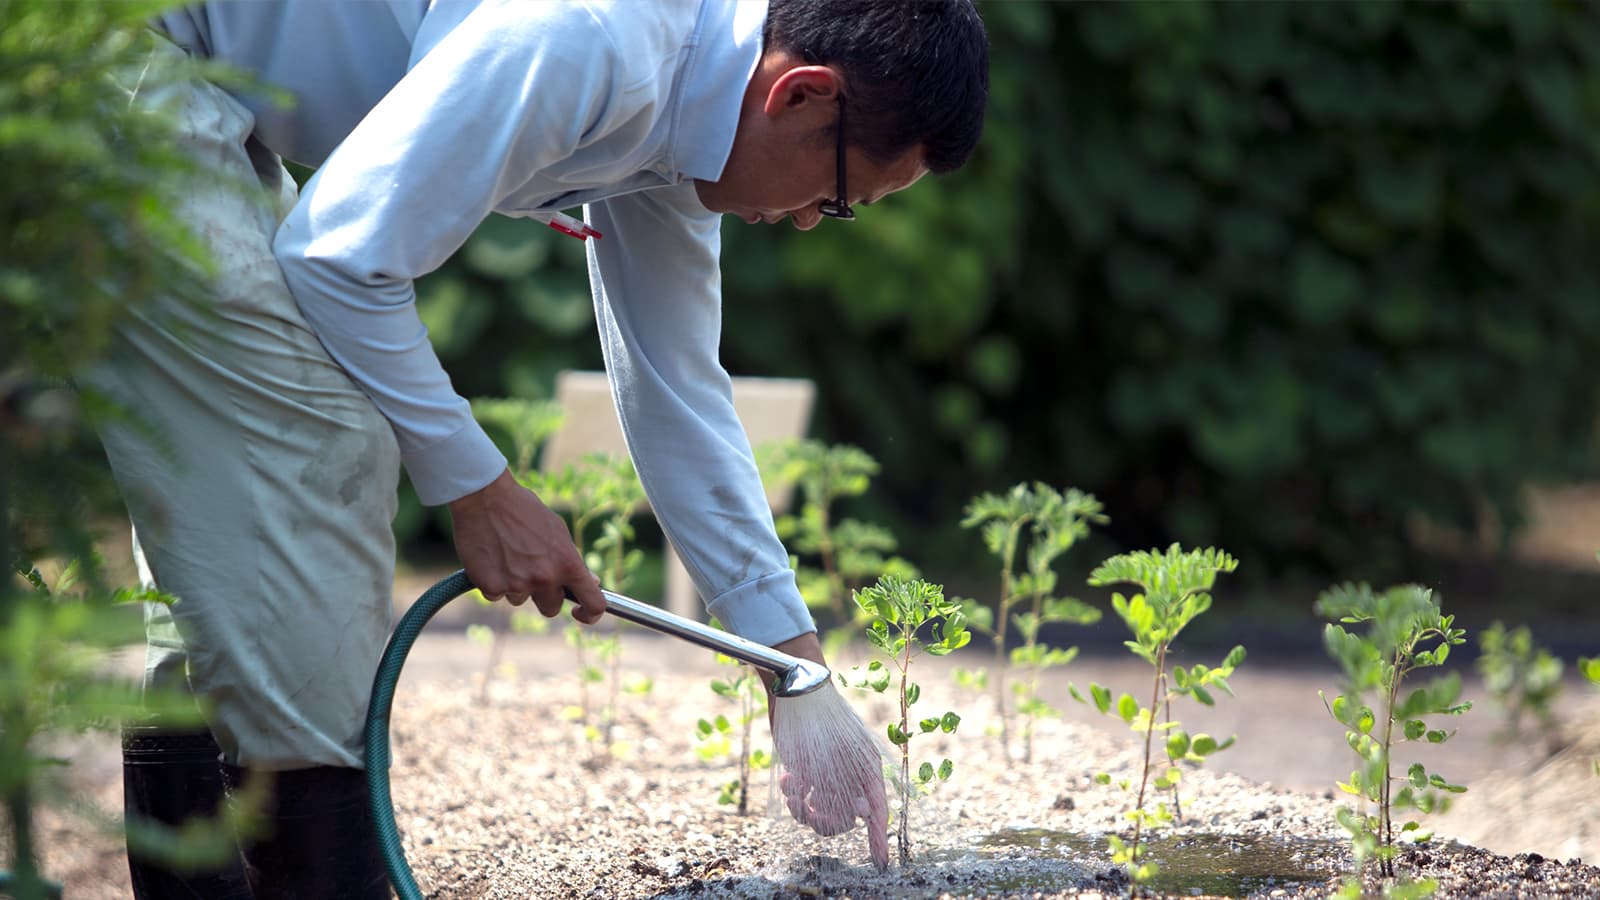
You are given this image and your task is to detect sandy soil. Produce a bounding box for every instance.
[15,625,1600,899]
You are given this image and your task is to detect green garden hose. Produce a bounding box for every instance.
[364,568,474,900]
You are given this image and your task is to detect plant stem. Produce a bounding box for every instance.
[574,638,591,730]
[5,757,44,900]
[1022,561,1045,764]
[992,522,1022,760]
[479,623,506,706]
[815,490,844,619]
[1163,689,1181,821]
[604,632,621,754]
[1131,641,1169,873]
[898,635,914,866]
[1022,666,1036,764]
[1379,647,1405,879]
[737,682,752,815]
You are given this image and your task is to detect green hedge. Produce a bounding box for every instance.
[722,1,1600,577]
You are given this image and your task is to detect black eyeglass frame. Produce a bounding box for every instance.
[817,95,854,221]
[802,49,853,221]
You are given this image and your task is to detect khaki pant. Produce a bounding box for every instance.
[89,38,401,770]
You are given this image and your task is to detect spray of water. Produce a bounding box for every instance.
[770,681,890,869]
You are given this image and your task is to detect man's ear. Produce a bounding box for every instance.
[762,63,841,117]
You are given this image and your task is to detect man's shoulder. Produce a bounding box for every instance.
[482,0,702,47]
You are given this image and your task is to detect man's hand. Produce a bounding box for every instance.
[446,469,605,624]
[769,632,890,869]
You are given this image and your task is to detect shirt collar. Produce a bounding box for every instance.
[668,0,767,184]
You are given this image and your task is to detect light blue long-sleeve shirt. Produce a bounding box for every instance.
[156,0,815,646]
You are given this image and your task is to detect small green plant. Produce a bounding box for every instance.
[847,575,967,866]
[1070,544,1244,890]
[692,642,772,814]
[472,396,565,475]
[1475,621,1563,747]
[1318,583,1470,898]
[523,451,649,762]
[759,440,919,654]
[465,608,549,704]
[1579,656,1600,777]
[467,397,565,702]
[954,482,1105,762]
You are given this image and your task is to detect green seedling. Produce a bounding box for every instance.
[472,396,564,474]
[465,606,549,705]
[1318,583,1469,898]
[693,642,772,814]
[1475,621,1563,749]
[954,482,1104,762]
[524,451,649,763]
[759,439,919,656]
[1070,545,1244,890]
[846,575,967,866]
[467,397,566,702]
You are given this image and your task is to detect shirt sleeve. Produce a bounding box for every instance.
[270,2,626,506]
[585,187,817,647]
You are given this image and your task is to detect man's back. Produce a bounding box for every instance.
[157,0,429,165]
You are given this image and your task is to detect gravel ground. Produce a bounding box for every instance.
[16,627,1600,899]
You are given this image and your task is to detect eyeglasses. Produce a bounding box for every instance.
[817,96,854,220]
[819,95,857,219]
[800,50,851,222]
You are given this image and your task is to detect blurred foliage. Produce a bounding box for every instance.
[758,439,919,626]
[413,3,1600,585]
[1,2,250,896]
[1475,620,1564,742]
[954,482,1104,763]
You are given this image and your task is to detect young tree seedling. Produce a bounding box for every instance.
[955,482,1105,762]
[523,451,649,763]
[847,575,967,866]
[1070,544,1244,890]
[1318,582,1470,898]
[1474,621,1564,750]
[759,439,919,656]
[692,641,772,814]
[467,397,564,702]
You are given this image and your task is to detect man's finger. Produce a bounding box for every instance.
[780,773,809,824]
[563,569,606,624]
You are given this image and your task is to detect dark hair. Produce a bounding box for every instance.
[764,0,989,174]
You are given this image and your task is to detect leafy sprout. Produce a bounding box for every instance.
[1070,544,1244,889]
[759,439,919,655]
[1318,583,1469,897]
[846,575,967,866]
[955,482,1104,762]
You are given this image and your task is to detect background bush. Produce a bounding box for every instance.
[3,2,236,894]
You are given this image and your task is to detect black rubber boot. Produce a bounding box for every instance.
[121,724,254,900]
[225,765,391,900]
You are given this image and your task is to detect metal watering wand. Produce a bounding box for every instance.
[364,569,831,900]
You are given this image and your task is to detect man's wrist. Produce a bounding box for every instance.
[447,467,514,514]
[773,630,825,667]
